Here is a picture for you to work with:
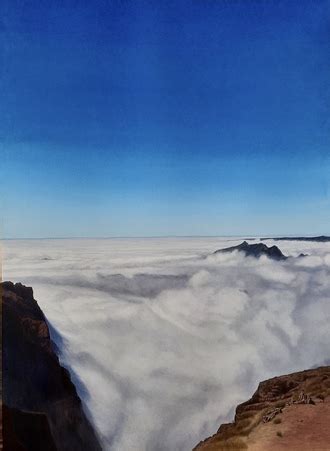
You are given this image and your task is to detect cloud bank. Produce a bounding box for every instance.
[3,237,330,450]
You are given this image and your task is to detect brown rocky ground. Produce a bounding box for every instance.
[194,366,330,451]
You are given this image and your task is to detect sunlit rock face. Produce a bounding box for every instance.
[2,281,102,451]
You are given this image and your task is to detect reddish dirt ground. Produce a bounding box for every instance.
[247,399,330,451]
[194,366,330,451]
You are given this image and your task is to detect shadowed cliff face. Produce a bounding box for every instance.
[1,281,102,451]
[194,366,330,450]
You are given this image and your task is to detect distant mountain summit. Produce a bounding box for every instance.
[213,241,287,260]
[261,235,330,242]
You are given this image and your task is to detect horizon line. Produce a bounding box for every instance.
[1,233,329,241]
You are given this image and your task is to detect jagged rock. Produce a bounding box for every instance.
[213,241,287,260]
[262,407,282,423]
[2,281,102,451]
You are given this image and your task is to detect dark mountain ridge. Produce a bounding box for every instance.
[213,241,287,260]
[261,236,330,242]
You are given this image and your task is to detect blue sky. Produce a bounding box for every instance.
[1,0,330,238]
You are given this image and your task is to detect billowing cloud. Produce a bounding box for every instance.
[3,237,330,450]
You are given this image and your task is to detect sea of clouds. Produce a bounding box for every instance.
[3,237,330,450]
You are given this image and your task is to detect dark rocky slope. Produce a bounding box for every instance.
[194,366,330,450]
[213,241,287,260]
[2,281,102,451]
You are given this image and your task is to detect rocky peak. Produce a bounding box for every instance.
[213,241,287,260]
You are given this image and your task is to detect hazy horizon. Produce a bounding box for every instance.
[2,232,330,241]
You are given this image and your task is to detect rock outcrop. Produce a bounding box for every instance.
[1,281,102,451]
[213,241,287,260]
[194,366,330,450]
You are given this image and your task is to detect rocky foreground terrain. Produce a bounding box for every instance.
[1,281,102,451]
[194,366,330,450]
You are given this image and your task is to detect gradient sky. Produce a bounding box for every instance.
[1,0,330,238]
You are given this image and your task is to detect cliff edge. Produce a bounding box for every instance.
[194,366,330,450]
[1,281,102,451]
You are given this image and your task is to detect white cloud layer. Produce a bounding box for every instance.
[3,237,330,450]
